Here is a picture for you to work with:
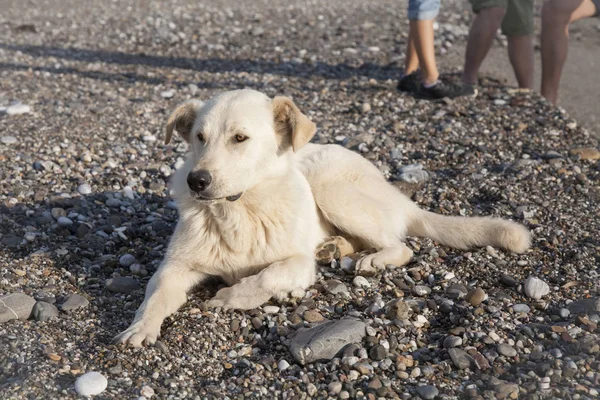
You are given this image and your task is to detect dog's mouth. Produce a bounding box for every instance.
[193,192,243,203]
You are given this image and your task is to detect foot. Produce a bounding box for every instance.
[418,79,477,100]
[355,246,414,276]
[397,71,421,93]
[114,318,162,347]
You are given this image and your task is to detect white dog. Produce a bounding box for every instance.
[115,89,530,347]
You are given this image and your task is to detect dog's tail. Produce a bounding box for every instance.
[406,209,531,253]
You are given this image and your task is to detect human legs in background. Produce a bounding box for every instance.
[400,0,475,99]
[541,0,599,104]
[399,0,440,92]
[463,0,534,89]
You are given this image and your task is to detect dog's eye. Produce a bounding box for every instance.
[197,133,205,143]
[235,134,248,143]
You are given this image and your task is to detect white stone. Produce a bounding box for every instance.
[524,276,550,300]
[74,371,107,397]
[353,276,370,288]
[278,359,290,371]
[160,89,175,98]
[6,104,31,115]
[142,134,157,142]
[263,305,280,314]
[77,184,92,195]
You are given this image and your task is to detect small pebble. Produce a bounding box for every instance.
[74,372,108,397]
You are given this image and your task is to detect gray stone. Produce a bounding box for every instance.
[57,216,73,227]
[74,371,108,396]
[0,293,36,322]
[567,297,600,315]
[448,348,472,369]
[288,318,366,364]
[32,301,59,322]
[500,273,518,287]
[512,303,531,313]
[417,385,439,399]
[369,344,386,361]
[119,254,136,267]
[105,277,141,293]
[443,335,463,348]
[324,279,348,295]
[523,276,550,300]
[413,285,432,297]
[497,343,517,357]
[1,136,17,145]
[60,293,89,311]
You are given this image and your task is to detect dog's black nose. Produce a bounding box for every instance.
[187,170,212,192]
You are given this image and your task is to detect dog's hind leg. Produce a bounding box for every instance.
[114,262,205,347]
[206,254,315,310]
[313,181,415,275]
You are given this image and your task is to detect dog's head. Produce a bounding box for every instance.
[165,89,316,203]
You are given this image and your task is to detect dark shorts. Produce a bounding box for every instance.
[470,0,534,36]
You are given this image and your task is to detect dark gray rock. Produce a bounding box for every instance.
[105,277,141,293]
[417,385,439,399]
[567,297,600,315]
[0,293,36,322]
[288,318,366,364]
[497,343,517,357]
[448,348,472,369]
[32,301,60,322]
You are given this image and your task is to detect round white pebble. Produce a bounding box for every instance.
[78,184,92,195]
[353,276,370,288]
[74,371,107,396]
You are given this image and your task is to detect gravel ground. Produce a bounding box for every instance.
[1,0,599,399]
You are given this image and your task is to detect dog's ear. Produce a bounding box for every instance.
[165,100,204,144]
[272,96,316,152]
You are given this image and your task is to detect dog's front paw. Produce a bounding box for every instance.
[114,320,161,347]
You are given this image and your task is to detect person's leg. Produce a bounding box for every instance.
[404,28,420,75]
[410,19,439,85]
[405,0,441,84]
[541,0,598,104]
[503,0,535,89]
[463,0,507,85]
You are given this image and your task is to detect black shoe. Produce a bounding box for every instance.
[418,80,477,100]
[397,71,421,93]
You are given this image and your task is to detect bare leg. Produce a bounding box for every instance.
[508,35,535,89]
[409,19,439,85]
[206,254,315,310]
[541,0,597,104]
[115,262,205,347]
[463,7,506,85]
[404,32,420,75]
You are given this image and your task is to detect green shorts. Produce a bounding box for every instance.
[470,0,534,36]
